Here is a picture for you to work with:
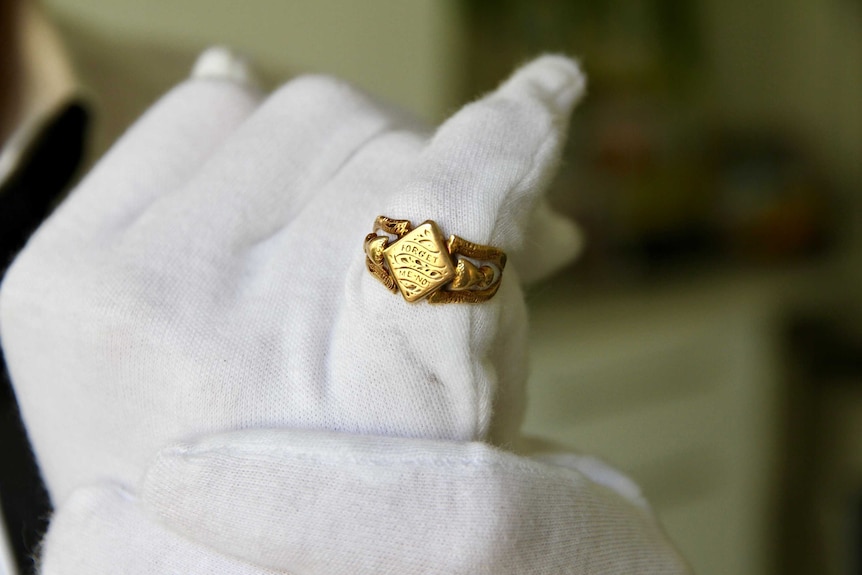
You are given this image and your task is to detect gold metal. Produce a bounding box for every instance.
[383,221,456,302]
[364,216,506,303]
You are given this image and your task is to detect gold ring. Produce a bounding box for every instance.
[364,216,506,304]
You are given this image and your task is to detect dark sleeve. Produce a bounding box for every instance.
[0,100,89,575]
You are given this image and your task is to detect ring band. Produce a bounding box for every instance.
[364,216,506,304]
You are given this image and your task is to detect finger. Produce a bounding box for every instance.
[385,55,586,255]
[189,45,262,90]
[141,429,690,575]
[336,57,585,445]
[55,48,262,243]
[513,197,584,284]
[151,74,402,246]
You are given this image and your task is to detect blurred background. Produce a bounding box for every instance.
[0,0,860,574]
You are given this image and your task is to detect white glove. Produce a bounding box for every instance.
[42,429,687,574]
[0,50,689,574]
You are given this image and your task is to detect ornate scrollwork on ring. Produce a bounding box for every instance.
[364,217,506,304]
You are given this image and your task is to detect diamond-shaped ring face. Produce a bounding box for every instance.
[383,221,455,302]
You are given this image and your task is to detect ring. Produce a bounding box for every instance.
[364,216,506,304]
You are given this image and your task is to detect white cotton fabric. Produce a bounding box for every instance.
[0,51,690,573]
[190,46,262,91]
[40,430,686,575]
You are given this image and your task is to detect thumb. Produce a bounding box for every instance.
[140,428,690,575]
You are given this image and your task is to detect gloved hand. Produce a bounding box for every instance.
[0,50,689,574]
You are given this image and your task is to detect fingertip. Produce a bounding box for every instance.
[191,46,262,94]
[495,55,586,123]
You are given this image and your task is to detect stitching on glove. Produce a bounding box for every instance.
[164,445,579,480]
